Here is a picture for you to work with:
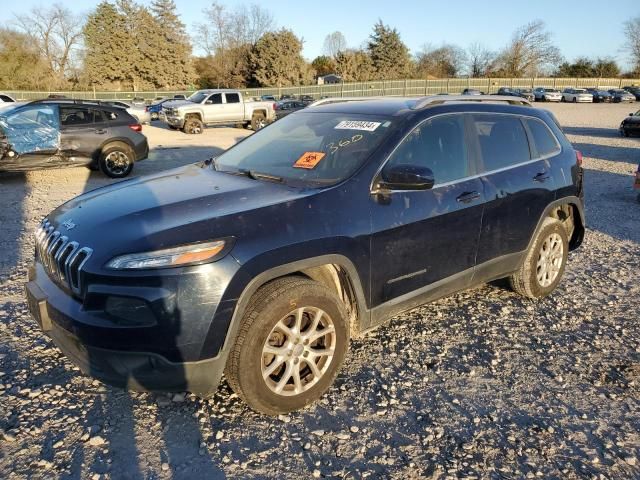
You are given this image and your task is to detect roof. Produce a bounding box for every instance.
[305,95,532,117]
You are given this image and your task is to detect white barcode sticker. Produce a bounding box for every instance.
[334,120,381,132]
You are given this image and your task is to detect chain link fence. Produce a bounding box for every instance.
[5,77,640,102]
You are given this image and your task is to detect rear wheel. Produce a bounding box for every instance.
[99,144,134,178]
[225,277,349,415]
[572,97,577,103]
[251,113,267,131]
[509,218,568,299]
[150,112,159,121]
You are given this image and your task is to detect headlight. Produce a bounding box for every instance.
[106,240,228,270]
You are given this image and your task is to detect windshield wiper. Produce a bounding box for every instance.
[223,168,284,183]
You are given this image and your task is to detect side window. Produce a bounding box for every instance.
[0,95,14,102]
[472,114,530,172]
[225,93,240,103]
[525,118,560,158]
[60,107,93,126]
[384,114,469,185]
[208,93,223,104]
[105,110,118,121]
[92,109,106,123]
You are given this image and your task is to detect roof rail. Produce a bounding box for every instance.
[412,94,531,109]
[25,98,103,107]
[307,96,387,107]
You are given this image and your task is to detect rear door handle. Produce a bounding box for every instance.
[456,191,481,204]
[95,129,107,134]
[533,172,550,182]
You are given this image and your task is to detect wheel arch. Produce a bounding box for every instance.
[218,254,369,361]
[95,138,135,161]
[529,196,585,252]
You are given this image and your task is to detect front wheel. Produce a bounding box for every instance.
[225,277,349,415]
[150,112,158,121]
[99,144,134,178]
[183,116,203,134]
[509,218,569,299]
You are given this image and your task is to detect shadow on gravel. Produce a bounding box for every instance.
[0,172,29,277]
[562,126,621,138]
[573,142,640,164]
[583,168,640,243]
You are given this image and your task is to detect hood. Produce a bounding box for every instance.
[164,100,194,109]
[48,163,312,266]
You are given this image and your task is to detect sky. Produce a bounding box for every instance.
[6,0,638,69]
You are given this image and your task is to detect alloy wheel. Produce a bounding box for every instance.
[104,151,130,176]
[261,306,336,397]
[536,232,564,287]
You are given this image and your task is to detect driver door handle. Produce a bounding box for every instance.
[533,171,550,182]
[456,191,481,204]
[95,129,107,134]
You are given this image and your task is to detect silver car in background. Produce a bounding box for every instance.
[533,87,562,102]
[561,88,593,103]
[102,100,151,124]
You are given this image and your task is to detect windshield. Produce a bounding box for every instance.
[544,89,558,92]
[215,112,395,186]
[188,91,209,103]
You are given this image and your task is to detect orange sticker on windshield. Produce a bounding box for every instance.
[294,151,325,169]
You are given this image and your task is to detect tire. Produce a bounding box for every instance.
[561,96,565,102]
[168,125,179,130]
[99,144,134,178]
[225,277,349,415]
[251,113,267,131]
[183,116,203,134]
[509,218,569,299]
[151,112,158,121]
[573,97,577,103]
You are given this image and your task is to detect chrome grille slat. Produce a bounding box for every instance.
[34,218,92,296]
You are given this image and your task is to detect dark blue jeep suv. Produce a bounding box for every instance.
[25,95,584,415]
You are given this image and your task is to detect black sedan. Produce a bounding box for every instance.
[585,88,613,103]
[274,100,306,119]
[620,110,640,137]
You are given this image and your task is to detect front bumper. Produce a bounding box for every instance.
[24,255,241,395]
[164,115,185,128]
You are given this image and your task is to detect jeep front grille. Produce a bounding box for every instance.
[35,219,92,296]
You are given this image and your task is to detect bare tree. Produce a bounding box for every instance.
[15,3,83,84]
[623,17,640,74]
[495,20,561,77]
[323,31,347,59]
[415,43,467,78]
[196,1,274,54]
[466,42,495,77]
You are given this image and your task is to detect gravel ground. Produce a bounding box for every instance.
[1,104,639,479]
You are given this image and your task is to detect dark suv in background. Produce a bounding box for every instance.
[0,100,148,178]
[25,95,584,415]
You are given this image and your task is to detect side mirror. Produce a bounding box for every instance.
[630,113,634,117]
[377,164,435,191]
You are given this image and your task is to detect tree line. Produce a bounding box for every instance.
[1,1,639,92]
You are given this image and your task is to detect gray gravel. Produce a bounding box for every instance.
[1,104,639,479]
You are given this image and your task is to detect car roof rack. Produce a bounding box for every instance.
[24,98,104,107]
[411,95,532,109]
[307,96,387,107]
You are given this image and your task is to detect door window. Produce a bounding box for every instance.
[60,107,94,126]
[207,93,223,104]
[0,105,59,153]
[472,114,531,172]
[225,93,240,103]
[384,114,469,185]
[524,118,560,158]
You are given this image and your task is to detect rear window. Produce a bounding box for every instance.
[472,114,531,172]
[525,118,560,158]
[225,93,240,103]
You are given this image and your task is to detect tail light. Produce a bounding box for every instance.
[575,150,583,167]
[145,106,149,112]
[273,103,277,111]
[129,124,142,132]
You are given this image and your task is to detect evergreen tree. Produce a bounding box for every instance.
[150,0,194,88]
[367,21,412,80]
[248,29,310,87]
[311,56,336,77]
[84,1,134,89]
[335,50,375,82]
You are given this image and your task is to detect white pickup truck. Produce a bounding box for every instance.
[162,89,276,134]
